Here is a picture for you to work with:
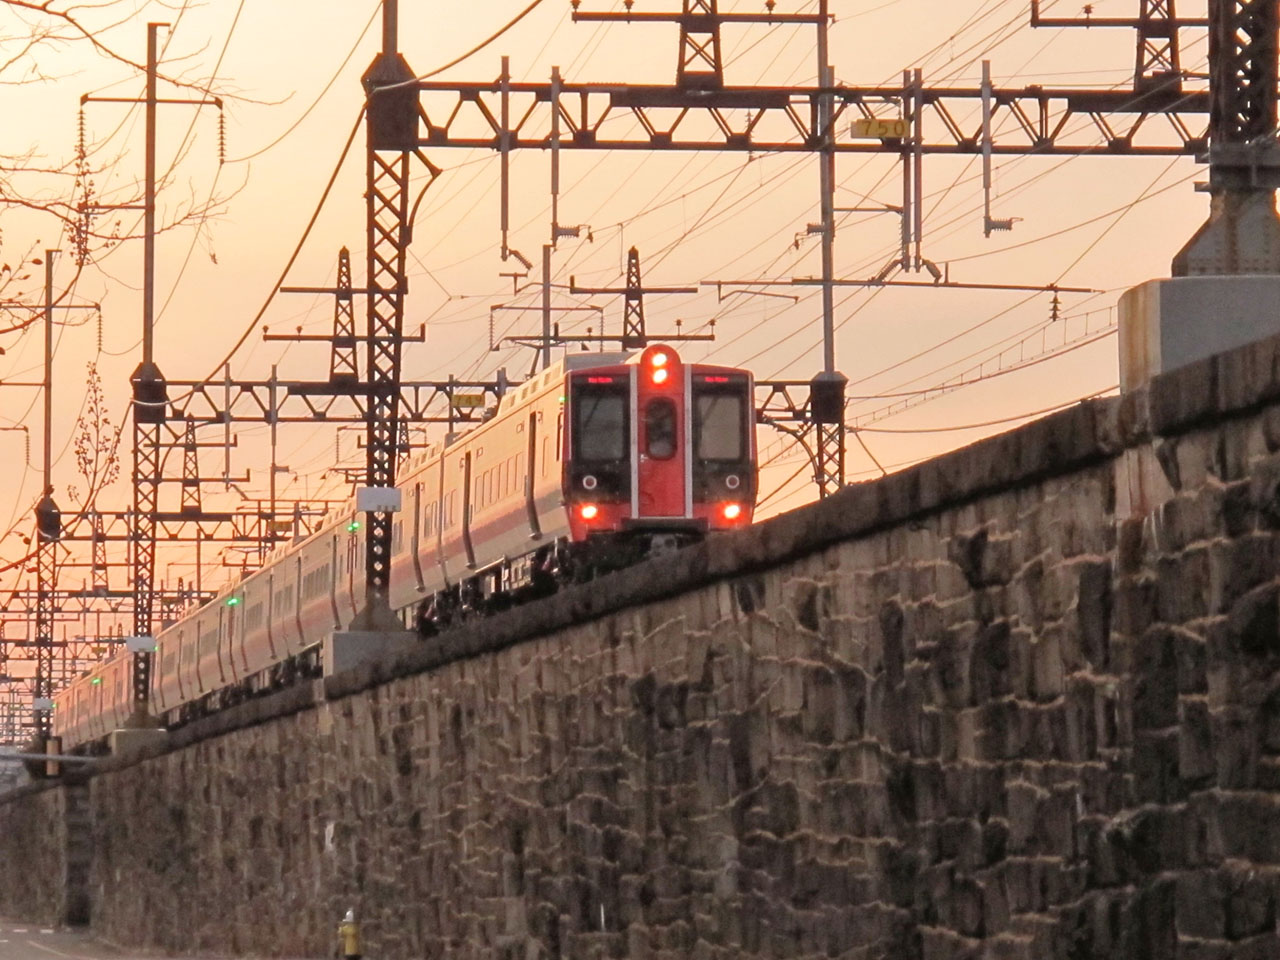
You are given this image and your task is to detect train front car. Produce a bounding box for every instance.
[564,344,755,559]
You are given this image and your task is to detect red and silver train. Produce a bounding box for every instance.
[54,345,757,748]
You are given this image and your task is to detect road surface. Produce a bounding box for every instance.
[0,922,328,960]
[0,920,328,959]
[0,923,141,960]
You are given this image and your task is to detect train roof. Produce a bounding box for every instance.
[491,351,630,419]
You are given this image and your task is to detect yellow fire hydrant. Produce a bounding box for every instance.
[338,909,361,960]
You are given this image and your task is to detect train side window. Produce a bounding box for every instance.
[556,413,563,460]
[644,398,678,460]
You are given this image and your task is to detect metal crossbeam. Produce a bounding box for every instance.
[159,377,506,425]
[406,76,1208,155]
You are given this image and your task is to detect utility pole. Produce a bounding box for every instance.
[33,252,61,743]
[498,60,592,372]
[130,22,168,721]
[0,252,94,743]
[79,22,221,720]
[810,0,847,497]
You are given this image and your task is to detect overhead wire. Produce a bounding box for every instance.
[195,107,364,385]
[224,0,380,164]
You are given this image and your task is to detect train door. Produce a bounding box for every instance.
[329,536,342,630]
[636,349,687,517]
[462,451,477,568]
[218,603,231,683]
[235,589,250,675]
[411,483,426,591]
[176,626,188,701]
[265,571,278,660]
[113,660,127,730]
[150,645,164,717]
[435,458,448,583]
[525,412,542,538]
[345,530,359,619]
[293,556,305,653]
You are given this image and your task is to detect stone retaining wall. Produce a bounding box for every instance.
[5,332,1280,958]
[0,777,86,927]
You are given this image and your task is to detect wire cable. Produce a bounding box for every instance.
[225,0,380,163]
[197,107,365,384]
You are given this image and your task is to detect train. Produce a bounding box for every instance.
[53,345,758,749]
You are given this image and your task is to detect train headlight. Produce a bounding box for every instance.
[580,504,600,521]
[582,474,599,491]
[722,503,742,521]
[652,352,669,368]
[652,367,669,385]
[725,474,741,490]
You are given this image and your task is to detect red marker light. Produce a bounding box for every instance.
[722,503,742,521]
[580,504,599,520]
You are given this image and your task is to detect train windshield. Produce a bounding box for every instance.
[573,383,628,461]
[694,390,746,461]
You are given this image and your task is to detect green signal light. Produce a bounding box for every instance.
[226,596,241,607]
[91,677,102,685]
[347,521,361,532]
